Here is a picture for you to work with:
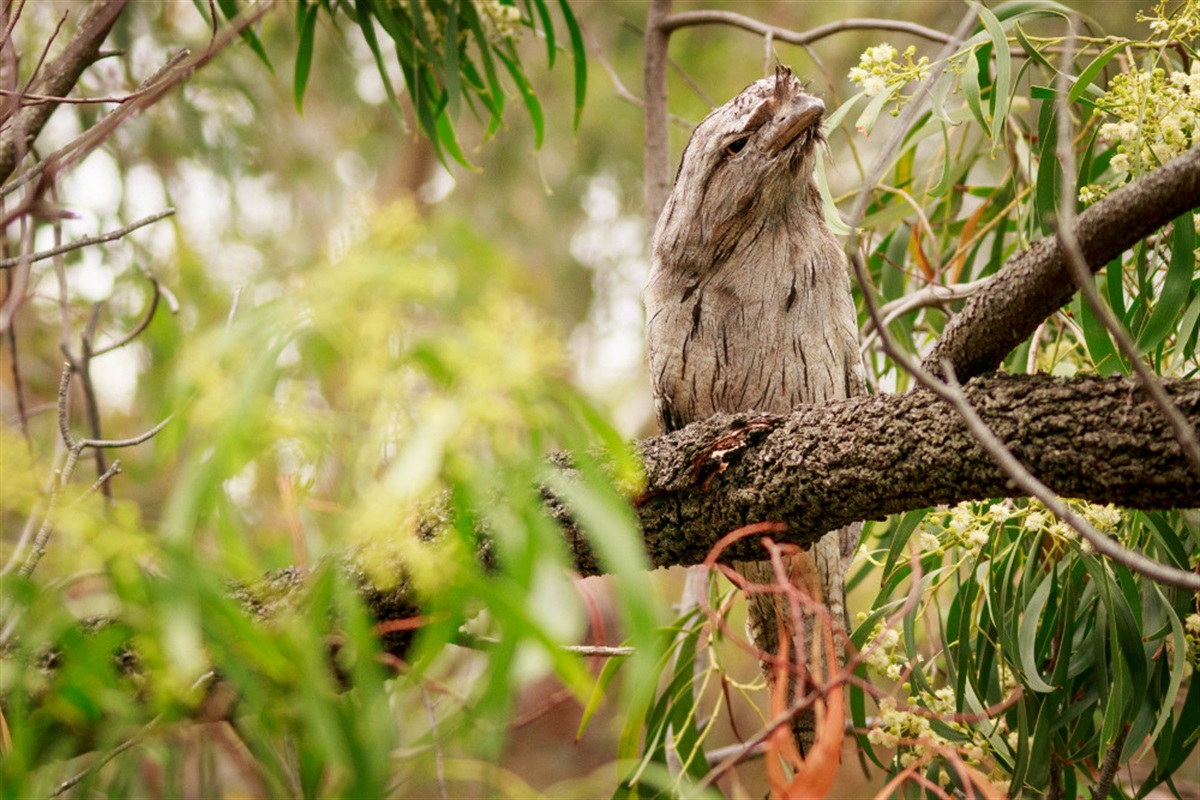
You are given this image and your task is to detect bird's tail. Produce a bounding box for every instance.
[735,524,858,751]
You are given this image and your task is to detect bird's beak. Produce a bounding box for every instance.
[765,94,824,156]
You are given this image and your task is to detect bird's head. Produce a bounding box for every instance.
[654,66,828,270]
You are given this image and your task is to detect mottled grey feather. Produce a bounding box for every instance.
[644,66,864,744]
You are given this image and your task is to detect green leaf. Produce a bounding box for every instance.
[881,508,929,584]
[1137,213,1195,354]
[977,3,1012,145]
[541,463,662,761]
[406,0,438,68]
[214,0,274,71]
[930,122,955,197]
[963,45,988,133]
[1013,22,1054,72]
[1016,570,1058,693]
[529,0,556,67]
[1144,585,1187,750]
[1178,289,1200,360]
[294,4,319,114]
[815,155,850,235]
[1076,273,1126,374]
[558,0,586,131]
[444,0,462,120]
[496,48,544,148]
[854,87,894,137]
[929,64,958,125]
[459,0,506,137]
[577,651,628,739]
[369,0,417,67]
[1068,39,1126,104]
[1034,95,1059,236]
[826,88,868,132]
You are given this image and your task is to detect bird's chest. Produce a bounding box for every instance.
[646,257,856,428]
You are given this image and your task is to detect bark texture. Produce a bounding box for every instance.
[60,374,1200,665]
[553,374,1200,578]
[925,145,1200,380]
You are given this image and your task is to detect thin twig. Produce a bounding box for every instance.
[859,277,990,342]
[0,49,190,198]
[91,276,163,357]
[1050,21,1200,478]
[661,12,955,47]
[80,303,112,498]
[0,209,175,269]
[0,87,156,105]
[55,360,76,450]
[4,267,32,454]
[582,21,691,128]
[75,413,173,451]
[71,459,121,506]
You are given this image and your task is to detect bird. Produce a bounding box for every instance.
[644,65,864,748]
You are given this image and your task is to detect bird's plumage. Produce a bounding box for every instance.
[645,66,864,745]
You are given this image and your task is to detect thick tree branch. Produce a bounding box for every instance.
[924,146,1200,381]
[556,374,1198,574]
[0,0,129,184]
[349,373,1200,651]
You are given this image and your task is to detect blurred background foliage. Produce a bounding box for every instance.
[1,1,1197,798]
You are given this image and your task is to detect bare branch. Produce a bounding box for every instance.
[661,11,955,48]
[0,209,175,270]
[0,49,190,199]
[71,459,122,505]
[75,413,173,451]
[0,0,130,184]
[642,0,673,228]
[859,277,990,345]
[91,277,164,357]
[55,360,76,451]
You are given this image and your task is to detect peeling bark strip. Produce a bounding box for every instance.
[925,146,1200,381]
[551,374,1200,577]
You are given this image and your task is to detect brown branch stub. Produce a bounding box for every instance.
[924,145,1200,381]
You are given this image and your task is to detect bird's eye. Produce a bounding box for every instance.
[724,137,749,156]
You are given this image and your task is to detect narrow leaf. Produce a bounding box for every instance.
[294,5,319,114]
[1137,213,1195,354]
[557,0,586,130]
[977,3,1012,144]
[496,48,544,148]
[1016,571,1058,693]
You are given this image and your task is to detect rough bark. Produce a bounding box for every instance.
[329,372,1200,650]
[925,146,1200,381]
[548,373,1200,576]
[0,0,129,185]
